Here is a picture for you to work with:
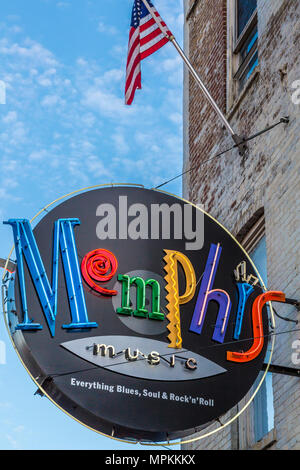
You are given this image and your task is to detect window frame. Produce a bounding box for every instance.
[236,214,276,449]
[227,0,259,110]
[234,0,258,53]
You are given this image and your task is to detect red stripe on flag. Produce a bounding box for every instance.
[126,28,139,65]
[126,43,140,75]
[125,51,141,91]
[140,36,169,60]
[140,17,156,32]
[126,71,141,105]
[140,17,168,33]
[140,28,163,47]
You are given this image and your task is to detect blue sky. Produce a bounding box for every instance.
[0,0,183,450]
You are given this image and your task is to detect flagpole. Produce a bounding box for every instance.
[140,0,246,153]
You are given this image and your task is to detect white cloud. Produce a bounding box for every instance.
[161,56,182,72]
[76,57,88,67]
[41,94,64,107]
[28,150,48,162]
[37,76,52,87]
[80,112,96,128]
[97,21,118,36]
[2,111,17,123]
[100,68,124,84]
[82,87,129,119]
[112,130,130,155]
[0,38,58,68]
[85,155,113,178]
[0,9,183,214]
[13,425,25,433]
[56,1,71,8]
[5,433,18,449]
[0,402,13,408]
[169,112,182,125]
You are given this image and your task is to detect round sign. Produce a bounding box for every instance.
[4,186,275,443]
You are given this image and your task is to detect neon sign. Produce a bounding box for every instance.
[81,249,118,296]
[2,186,288,443]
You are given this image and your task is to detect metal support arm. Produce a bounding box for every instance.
[262,363,300,378]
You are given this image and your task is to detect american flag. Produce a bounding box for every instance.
[125,0,172,105]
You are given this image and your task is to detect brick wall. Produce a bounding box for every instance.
[182,0,300,450]
[185,0,228,213]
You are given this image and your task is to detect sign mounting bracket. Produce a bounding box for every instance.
[262,363,300,378]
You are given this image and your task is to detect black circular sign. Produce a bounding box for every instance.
[5,187,270,442]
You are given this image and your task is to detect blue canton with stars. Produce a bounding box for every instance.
[131,0,154,28]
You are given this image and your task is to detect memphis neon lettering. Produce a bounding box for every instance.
[5,218,286,363]
[189,243,232,343]
[5,219,97,337]
[117,275,164,321]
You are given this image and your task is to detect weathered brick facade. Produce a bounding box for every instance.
[182,0,300,450]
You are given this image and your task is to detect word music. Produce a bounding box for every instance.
[92,343,198,370]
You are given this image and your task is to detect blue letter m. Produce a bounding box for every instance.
[4,218,97,337]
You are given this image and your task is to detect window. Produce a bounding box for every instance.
[237,0,257,37]
[249,236,274,442]
[234,0,258,92]
[241,215,275,446]
[227,0,259,107]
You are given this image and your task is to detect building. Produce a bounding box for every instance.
[182,0,300,450]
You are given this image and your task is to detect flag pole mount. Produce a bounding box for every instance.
[141,0,247,156]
